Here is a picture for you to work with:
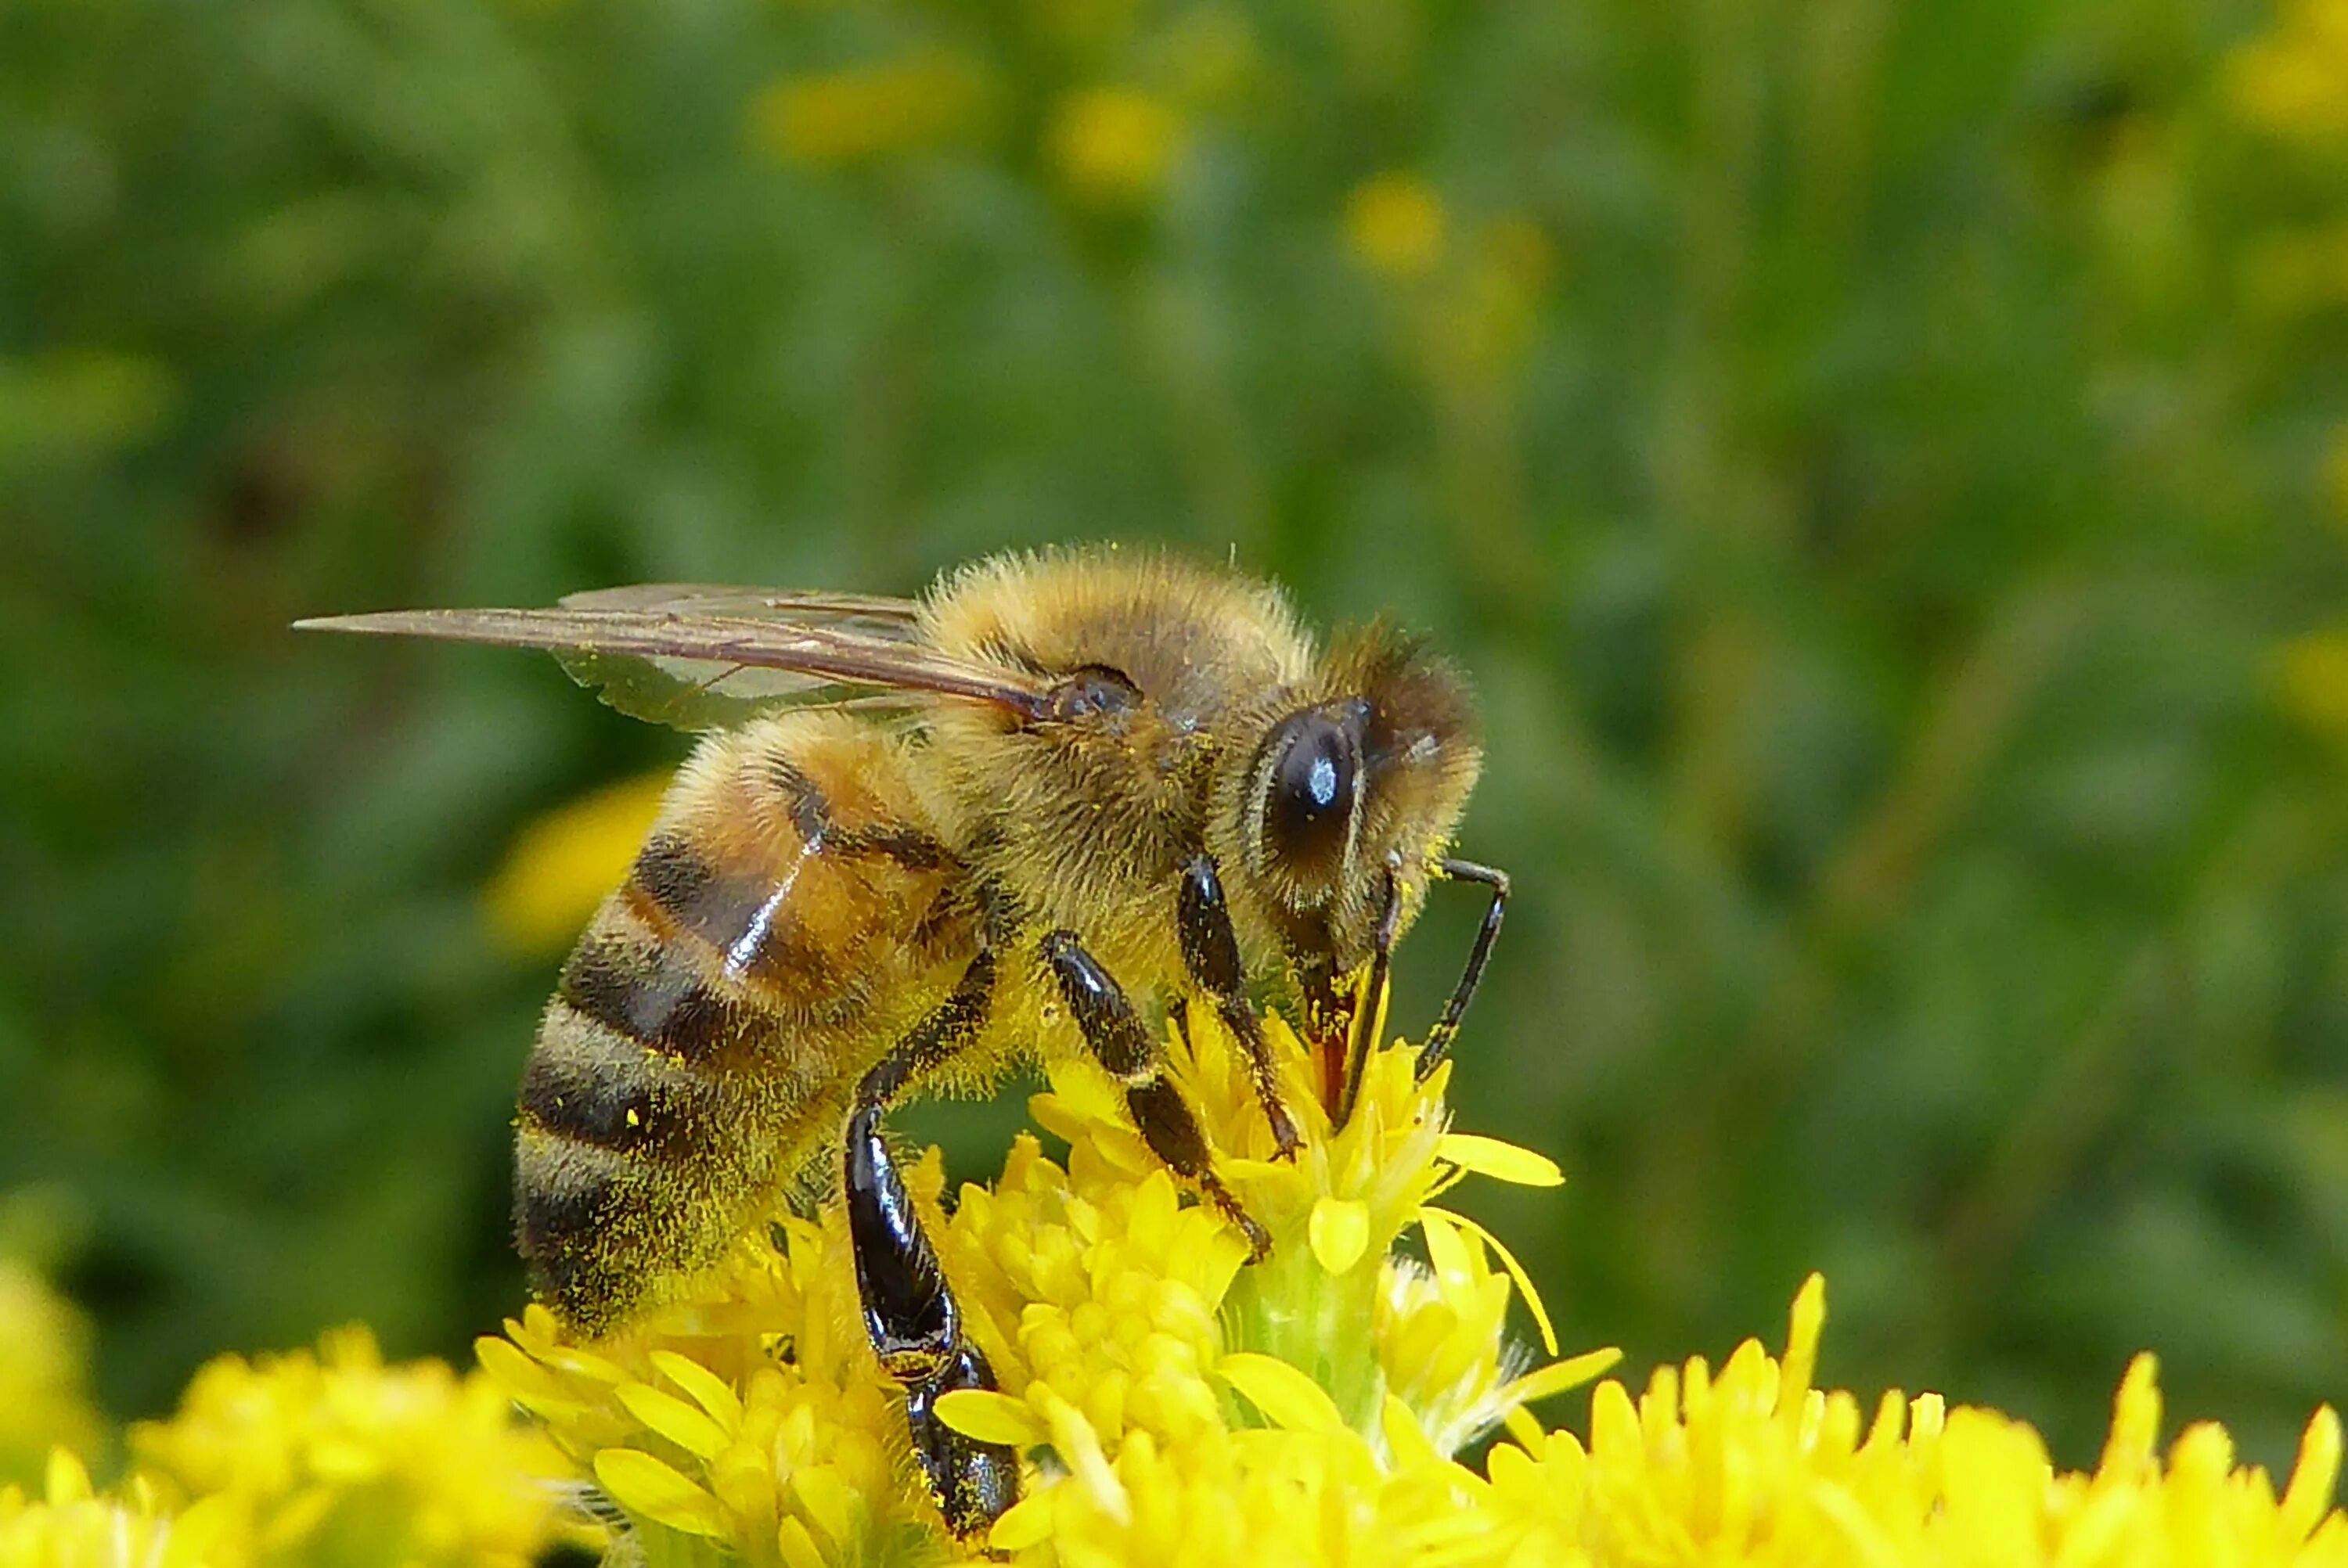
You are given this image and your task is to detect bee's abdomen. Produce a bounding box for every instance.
[510,714,974,1336]
[513,931,758,1330]
[519,971,724,1159]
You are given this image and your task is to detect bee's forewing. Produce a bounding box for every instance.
[559,584,925,638]
[294,601,1047,732]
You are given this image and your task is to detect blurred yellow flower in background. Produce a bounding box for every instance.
[0,1263,102,1493]
[0,1452,229,1568]
[750,55,993,167]
[483,769,672,956]
[129,1327,587,1567]
[0,1327,585,1568]
[1347,173,1448,281]
[2273,629,2348,743]
[2229,0,2348,146]
[1048,88,1184,204]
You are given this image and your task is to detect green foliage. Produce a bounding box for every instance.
[5,0,2347,1476]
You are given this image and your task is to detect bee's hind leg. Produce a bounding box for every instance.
[1041,930,1272,1260]
[843,949,1019,1540]
[1175,854,1303,1160]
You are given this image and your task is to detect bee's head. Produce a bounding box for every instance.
[1212,625,1482,973]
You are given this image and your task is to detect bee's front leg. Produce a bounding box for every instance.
[1041,930,1272,1260]
[1174,854,1303,1160]
[844,950,1019,1541]
[1413,856,1509,1083]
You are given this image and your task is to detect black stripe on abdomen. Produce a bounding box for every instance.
[517,1012,718,1159]
[558,932,758,1063]
[511,1137,634,1331]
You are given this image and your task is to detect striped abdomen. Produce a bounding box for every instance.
[513,711,975,1334]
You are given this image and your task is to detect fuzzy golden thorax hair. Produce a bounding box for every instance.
[922,549,1481,986]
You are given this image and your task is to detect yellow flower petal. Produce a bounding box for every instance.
[617,1382,729,1461]
[1499,1347,1623,1409]
[650,1349,743,1430]
[1421,1205,1558,1356]
[1308,1196,1371,1275]
[41,1449,88,1507]
[2285,1405,2346,1541]
[1435,1133,1564,1188]
[160,1495,236,1568]
[776,1515,826,1568]
[1781,1271,1827,1417]
[474,1333,564,1404]
[989,1491,1057,1552]
[593,1448,729,1537]
[934,1389,1048,1448]
[1218,1353,1345,1437]
[1501,1405,1546,1451]
[790,1463,855,1548]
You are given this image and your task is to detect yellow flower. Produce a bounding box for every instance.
[483,994,1610,1566]
[2228,0,2348,145]
[0,1264,102,1492]
[484,768,672,956]
[473,984,2347,1566]
[750,55,992,167]
[1446,1275,2348,1568]
[0,1451,232,1568]
[1347,174,1449,281]
[2271,628,2348,742]
[479,1218,933,1566]
[130,1326,587,1567]
[1047,88,1183,204]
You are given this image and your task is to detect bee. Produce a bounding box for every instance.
[298,546,1507,1536]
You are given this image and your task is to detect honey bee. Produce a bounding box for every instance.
[298,547,1507,1536]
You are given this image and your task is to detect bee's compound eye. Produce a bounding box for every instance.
[1261,707,1361,877]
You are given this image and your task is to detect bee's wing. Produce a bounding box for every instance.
[558,583,925,640]
[294,596,1046,732]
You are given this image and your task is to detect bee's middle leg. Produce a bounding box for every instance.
[843,948,1019,1539]
[1175,854,1303,1159]
[1041,930,1272,1260]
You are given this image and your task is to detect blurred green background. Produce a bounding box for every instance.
[7,0,2348,1481]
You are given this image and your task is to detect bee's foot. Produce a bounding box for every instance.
[1267,1117,1303,1163]
[1200,1185,1273,1261]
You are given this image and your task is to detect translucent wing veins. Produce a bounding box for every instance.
[294,603,1049,728]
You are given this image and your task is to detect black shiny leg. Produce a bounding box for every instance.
[1043,931,1270,1259]
[844,951,1020,1538]
[1176,854,1302,1159]
[1413,857,1509,1083]
[1333,862,1403,1132]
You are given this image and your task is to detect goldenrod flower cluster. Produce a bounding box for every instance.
[0,1327,586,1568]
[1456,1277,2346,1568]
[481,1005,1604,1567]
[476,996,2348,1567]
